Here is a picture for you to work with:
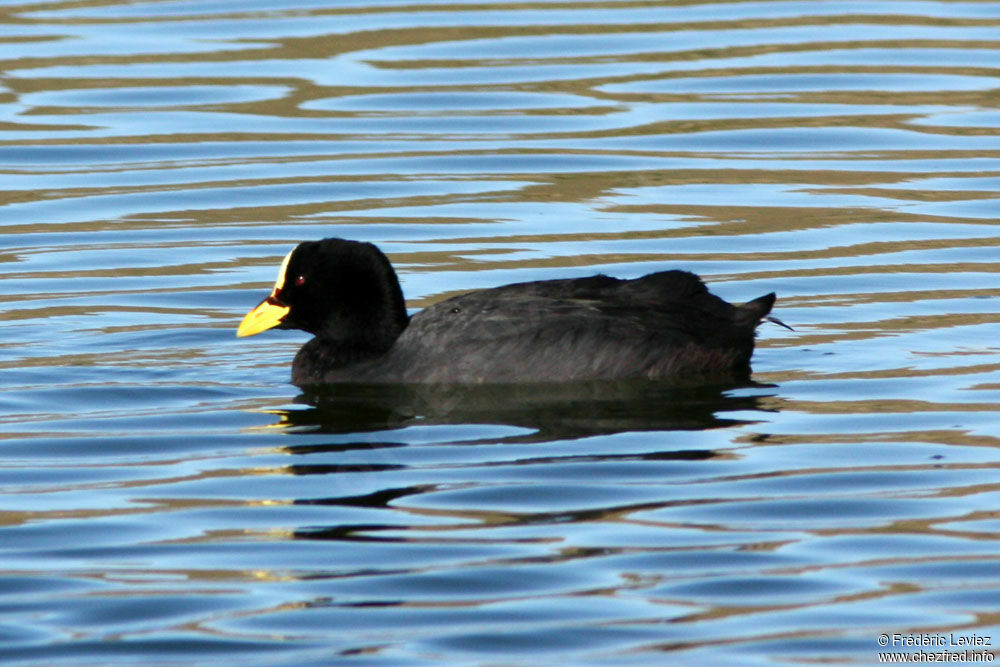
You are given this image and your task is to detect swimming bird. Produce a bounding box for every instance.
[237,238,782,386]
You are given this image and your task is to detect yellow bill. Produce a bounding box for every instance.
[236,248,295,338]
[237,298,289,337]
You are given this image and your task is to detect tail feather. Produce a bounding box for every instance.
[766,315,794,331]
[737,292,776,327]
[735,292,792,330]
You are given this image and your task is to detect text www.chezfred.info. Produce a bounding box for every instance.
[877,633,993,663]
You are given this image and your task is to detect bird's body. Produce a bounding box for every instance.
[237,238,780,387]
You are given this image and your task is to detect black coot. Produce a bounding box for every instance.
[237,238,783,386]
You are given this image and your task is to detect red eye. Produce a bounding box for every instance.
[295,275,306,286]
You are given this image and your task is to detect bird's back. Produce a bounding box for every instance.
[309,270,774,384]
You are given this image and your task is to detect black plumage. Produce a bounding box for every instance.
[237,238,781,386]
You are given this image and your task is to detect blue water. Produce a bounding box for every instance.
[2,0,1000,663]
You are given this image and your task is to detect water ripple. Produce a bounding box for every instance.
[2,0,1000,663]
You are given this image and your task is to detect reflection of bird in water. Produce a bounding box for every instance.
[238,238,787,386]
[250,379,776,443]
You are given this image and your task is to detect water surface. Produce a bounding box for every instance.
[3,0,1000,663]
